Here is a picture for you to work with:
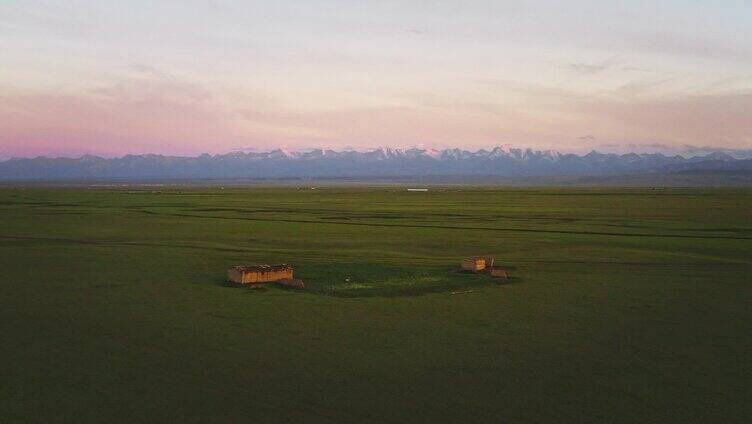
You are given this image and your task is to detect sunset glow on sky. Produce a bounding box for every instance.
[1,1,751,157]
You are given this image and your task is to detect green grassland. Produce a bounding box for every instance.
[1,186,750,423]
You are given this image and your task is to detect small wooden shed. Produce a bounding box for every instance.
[276,278,305,289]
[490,267,509,279]
[461,257,486,272]
[228,264,293,285]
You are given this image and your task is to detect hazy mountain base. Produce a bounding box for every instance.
[2,147,751,182]
[3,170,752,187]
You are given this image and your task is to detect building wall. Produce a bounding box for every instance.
[490,268,508,278]
[461,258,485,272]
[229,268,294,284]
[228,268,245,284]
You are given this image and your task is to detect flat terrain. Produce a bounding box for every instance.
[1,187,750,423]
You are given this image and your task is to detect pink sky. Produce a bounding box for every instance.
[1,1,751,157]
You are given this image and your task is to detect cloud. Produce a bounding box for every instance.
[581,92,752,145]
[630,31,752,63]
[565,59,617,75]
[616,77,676,97]
[3,62,750,157]
[0,71,242,157]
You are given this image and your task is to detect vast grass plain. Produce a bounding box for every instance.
[1,186,750,423]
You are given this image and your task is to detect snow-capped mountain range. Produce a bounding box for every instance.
[1,145,751,180]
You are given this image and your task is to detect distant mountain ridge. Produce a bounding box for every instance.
[1,146,751,180]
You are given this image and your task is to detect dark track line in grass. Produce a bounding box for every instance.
[3,235,748,266]
[206,313,248,320]
[141,210,752,241]
[506,259,752,266]
[0,235,259,253]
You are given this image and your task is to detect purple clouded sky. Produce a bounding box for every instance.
[1,0,751,157]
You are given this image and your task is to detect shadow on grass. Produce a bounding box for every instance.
[493,276,524,286]
[313,272,525,298]
[312,281,490,298]
[217,278,271,292]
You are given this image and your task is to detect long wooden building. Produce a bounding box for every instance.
[228,264,293,285]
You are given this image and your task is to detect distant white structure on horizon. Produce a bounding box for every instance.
[407,188,428,192]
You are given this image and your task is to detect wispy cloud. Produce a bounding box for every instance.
[0,71,240,157]
[616,77,677,97]
[579,92,752,145]
[565,59,617,75]
[629,31,752,63]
